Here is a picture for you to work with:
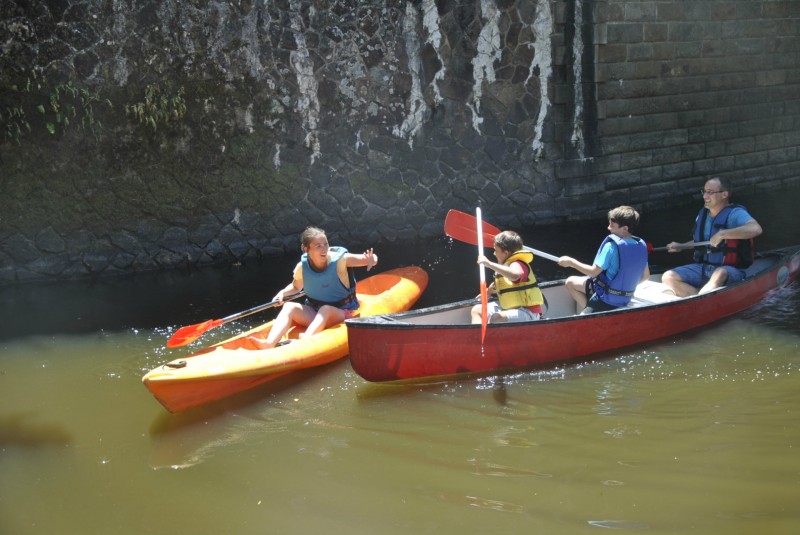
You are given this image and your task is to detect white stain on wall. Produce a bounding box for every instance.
[289,8,321,164]
[422,0,446,105]
[240,7,267,80]
[528,1,553,161]
[571,0,586,159]
[355,129,365,151]
[273,143,281,170]
[109,0,132,84]
[469,0,502,133]
[393,2,428,149]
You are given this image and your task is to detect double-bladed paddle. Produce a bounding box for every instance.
[166,291,306,348]
[444,209,560,262]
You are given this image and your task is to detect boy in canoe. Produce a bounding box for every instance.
[471,230,544,323]
[248,226,378,349]
[557,205,650,314]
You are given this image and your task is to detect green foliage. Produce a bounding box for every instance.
[2,103,31,143]
[0,74,189,146]
[126,84,187,131]
[1,70,111,145]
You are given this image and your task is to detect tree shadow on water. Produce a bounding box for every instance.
[0,412,72,448]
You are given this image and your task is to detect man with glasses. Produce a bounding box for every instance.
[661,176,762,296]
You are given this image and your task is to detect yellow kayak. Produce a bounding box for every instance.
[143,266,428,412]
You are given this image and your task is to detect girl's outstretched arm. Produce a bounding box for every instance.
[345,248,378,271]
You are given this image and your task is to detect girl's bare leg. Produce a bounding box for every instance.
[248,303,315,349]
[301,305,345,337]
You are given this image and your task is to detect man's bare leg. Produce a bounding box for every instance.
[698,268,729,295]
[661,270,699,297]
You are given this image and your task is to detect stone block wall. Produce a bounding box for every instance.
[578,0,800,211]
[0,0,798,283]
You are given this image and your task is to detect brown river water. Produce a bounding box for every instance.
[2,186,799,534]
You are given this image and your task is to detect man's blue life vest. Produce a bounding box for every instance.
[692,205,754,268]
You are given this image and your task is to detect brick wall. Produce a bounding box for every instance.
[552,0,800,214]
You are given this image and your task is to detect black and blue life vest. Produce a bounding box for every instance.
[301,246,359,310]
[692,205,754,268]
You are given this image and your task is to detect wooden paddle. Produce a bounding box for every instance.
[166,291,305,348]
[476,207,488,344]
[444,209,560,262]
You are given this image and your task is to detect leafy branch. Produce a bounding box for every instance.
[1,70,111,145]
[126,84,187,131]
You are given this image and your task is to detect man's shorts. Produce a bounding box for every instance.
[670,263,746,288]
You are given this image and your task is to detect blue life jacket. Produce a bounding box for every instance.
[301,246,359,310]
[592,235,648,307]
[692,205,754,268]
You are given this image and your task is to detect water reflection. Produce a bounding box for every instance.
[148,363,344,469]
[0,412,72,448]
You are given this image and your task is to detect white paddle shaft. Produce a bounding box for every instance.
[476,207,486,284]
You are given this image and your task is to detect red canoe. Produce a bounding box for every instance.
[346,247,800,382]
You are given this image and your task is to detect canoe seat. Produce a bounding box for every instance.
[628,280,681,307]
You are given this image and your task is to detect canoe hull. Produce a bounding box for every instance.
[144,266,428,412]
[347,247,800,382]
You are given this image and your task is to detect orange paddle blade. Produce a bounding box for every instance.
[444,209,501,248]
[445,209,561,263]
[165,293,303,349]
[166,319,223,348]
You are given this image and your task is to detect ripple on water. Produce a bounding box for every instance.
[587,519,650,529]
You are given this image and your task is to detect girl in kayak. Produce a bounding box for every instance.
[248,227,378,349]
